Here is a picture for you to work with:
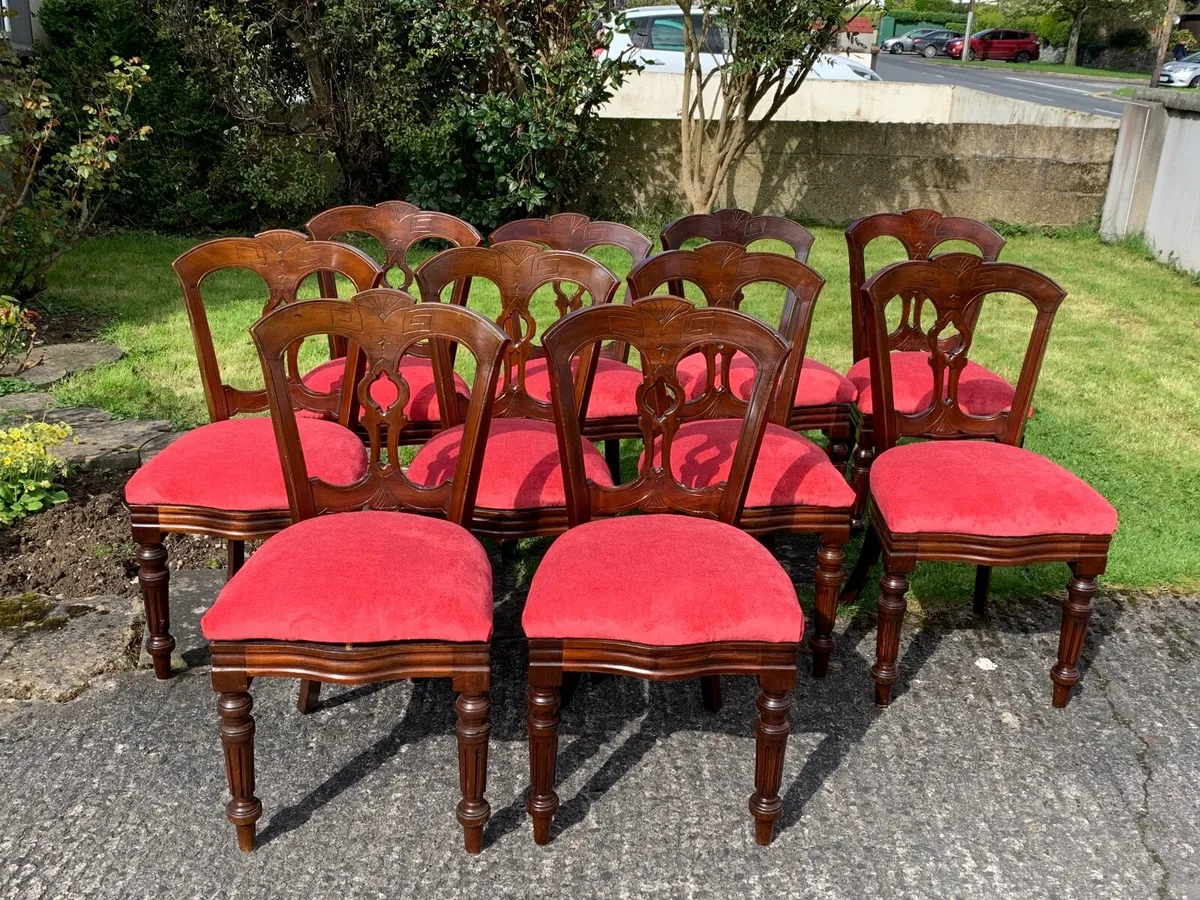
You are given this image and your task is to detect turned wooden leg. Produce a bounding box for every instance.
[226,540,245,578]
[604,439,622,483]
[455,688,491,853]
[297,679,322,714]
[748,676,792,846]
[136,534,174,680]
[840,524,881,605]
[871,567,910,708]
[848,419,875,532]
[812,538,846,678]
[526,678,562,846]
[825,423,853,471]
[701,675,723,712]
[1050,567,1097,709]
[218,690,262,852]
[973,565,993,616]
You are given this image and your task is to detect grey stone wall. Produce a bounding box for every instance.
[598,119,1117,226]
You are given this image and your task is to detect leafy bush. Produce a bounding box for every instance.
[888,10,967,25]
[0,421,71,525]
[0,296,40,376]
[1108,26,1151,49]
[1039,13,1073,48]
[1170,29,1198,51]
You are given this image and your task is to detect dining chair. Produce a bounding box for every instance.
[660,207,856,467]
[845,209,1008,529]
[407,242,621,540]
[838,254,1116,709]
[490,213,654,480]
[126,231,381,680]
[204,289,508,852]
[524,296,802,847]
[304,201,483,443]
[626,242,854,686]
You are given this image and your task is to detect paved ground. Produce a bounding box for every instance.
[1,557,1198,899]
[876,55,1143,119]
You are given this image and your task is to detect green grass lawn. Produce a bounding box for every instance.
[927,58,1149,80]
[38,226,1200,604]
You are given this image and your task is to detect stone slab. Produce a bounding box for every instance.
[0,392,59,415]
[2,342,124,388]
[40,407,177,472]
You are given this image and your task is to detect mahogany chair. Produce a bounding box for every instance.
[126,231,381,680]
[838,255,1116,709]
[844,209,1007,529]
[524,297,802,847]
[204,289,509,853]
[626,243,853,684]
[490,213,654,480]
[660,208,856,466]
[407,242,622,540]
[304,201,483,443]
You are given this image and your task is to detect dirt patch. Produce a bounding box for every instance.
[31,311,110,345]
[0,471,226,601]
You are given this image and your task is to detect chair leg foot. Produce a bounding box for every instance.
[871,568,909,708]
[701,675,723,712]
[604,439,621,483]
[455,690,491,854]
[297,679,321,714]
[812,538,845,678]
[136,536,175,680]
[218,690,262,852]
[1050,568,1096,709]
[840,525,881,606]
[973,565,992,616]
[749,681,791,846]
[526,681,561,846]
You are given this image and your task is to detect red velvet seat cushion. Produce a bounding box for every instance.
[675,352,856,408]
[407,417,613,510]
[871,441,1117,537]
[847,352,1017,417]
[125,417,368,511]
[302,356,469,422]
[523,514,803,644]
[521,356,643,419]
[644,420,855,509]
[201,511,492,643]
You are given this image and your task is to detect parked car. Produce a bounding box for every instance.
[880,28,938,54]
[1158,51,1200,87]
[909,30,960,58]
[944,29,1040,62]
[602,5,883,81]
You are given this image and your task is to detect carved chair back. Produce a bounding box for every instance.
[172,230,382,423]
[252,290,508,525]
[862,254,1065,455]
[415,242,620,421]
[626,242,824,425]
[542,297,789,526]
[846,209,1006,362]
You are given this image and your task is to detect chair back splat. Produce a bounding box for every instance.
[661,208,815,261]
[251,289,509,525]
[862,254,1066,454]
[416,242,620,421]
[542,297,788,526]
[845,209,1006,362]
[172,230,382,422]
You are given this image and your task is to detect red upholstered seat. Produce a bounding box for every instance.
[521,356,643,419]
[302,356,469,422]
[522,514,803,644]
[125,417,368,511]
[645,420,855,509]
[870,441,1117,538]
[201,510,492,643]
[847,351,1017,417]
[407,417,613,510]
[675,352,856,408]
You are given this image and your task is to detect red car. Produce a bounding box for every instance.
[945,29,1040,62]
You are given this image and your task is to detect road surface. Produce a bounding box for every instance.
[874,54,1142,119]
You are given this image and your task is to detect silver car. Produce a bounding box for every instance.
[1159,51,1200,88]
[881,29,937,54]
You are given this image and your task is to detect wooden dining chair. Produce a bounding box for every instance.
[845,209,1008,529]
[126,231,381,680]
[838,254,1116,709]
[407,242,621,540]
[204,289,509,853]
[490,213,654,480]
[626,242,853,685]
[303,201,483,443]
[523,297,804,847]
[660,208,856,467]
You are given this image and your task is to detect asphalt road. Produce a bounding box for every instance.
[875,54,1143,120]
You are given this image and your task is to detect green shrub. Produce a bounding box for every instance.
[0,421,71,525]
[1108,26,1151,49]
[1038,13,1073,48]
[1170,29,1198,51]
[0,296,40,375]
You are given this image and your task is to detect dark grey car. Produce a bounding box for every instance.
[881,29,937,54]
[911,30,959,58]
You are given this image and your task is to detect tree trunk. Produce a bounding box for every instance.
[1065,11,1084,67]
[1151,0,1181,86]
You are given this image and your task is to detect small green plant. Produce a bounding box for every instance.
[0,420,72,525]
[0,295,41,375]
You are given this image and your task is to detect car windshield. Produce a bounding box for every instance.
[971,31,990,38]
[1181,51,1200,63]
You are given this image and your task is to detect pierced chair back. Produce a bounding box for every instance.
[846,209,1006,362]
[252,290,508,526]
[862,254,1065,455]
[542,298,789,526]
[415,242,621,421]
[627,242,823,426]
[661,208,815,260]
[172,230,382,423]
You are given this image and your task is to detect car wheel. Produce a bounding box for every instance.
[1015,51,1031,63]
[967,48,976,60]
[890,43,903,54]
[1190,75,1200,88]
[923,45,938,58]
